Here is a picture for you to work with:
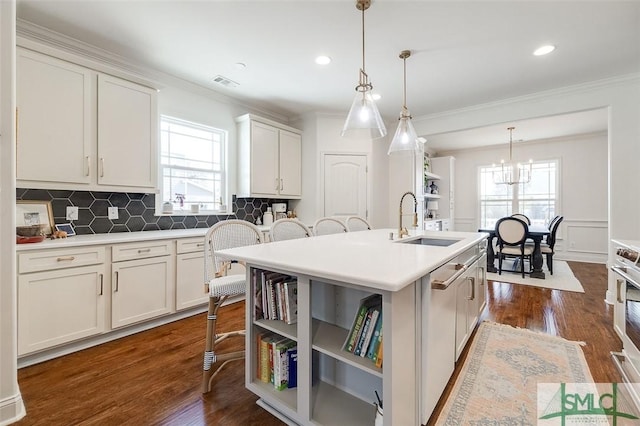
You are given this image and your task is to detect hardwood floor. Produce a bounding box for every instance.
[15,261,620,426]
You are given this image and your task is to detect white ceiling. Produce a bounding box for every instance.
[16,1,640,151]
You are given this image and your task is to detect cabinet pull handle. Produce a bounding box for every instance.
[99,274,103,295]
[86,156,91,176]
[617,279,624,303]
[56,256,75,262]
[479,266,485,286]
[137,248,151,254]
[280,179,283,191]
[114,271,119,292]
[275,178,279,191]
[100,157,105,177]
[467,276,475,300]
[196,243,204,247]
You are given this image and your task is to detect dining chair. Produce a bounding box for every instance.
[495,217,533,278]
[269,218,312,241]
[345,216,372,232]
[541,216,563,275]
[313,217,349,236]
[202,219,263,393]
[510,213,531,225]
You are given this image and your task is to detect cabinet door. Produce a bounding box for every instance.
[250,121,279,196]
[476,254,487,315]
[176,252,208,310]
[278,130,302,197]
[97,74,157,189]
[454,271,474,360]
[17,49,93,184]
[111,256,173,328]
[614,277,626,339]
[18,265,105,355]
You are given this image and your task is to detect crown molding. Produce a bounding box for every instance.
[413,73,640,124]
[16,18,290,124]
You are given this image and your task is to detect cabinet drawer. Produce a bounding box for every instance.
[18,246,106,274]
[112,240,171,262]
[176,237,205,254]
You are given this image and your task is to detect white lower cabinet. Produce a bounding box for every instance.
[176,237,207,311]
[17,247,106,356]
[111,241,174,329]
[454,264,479,361]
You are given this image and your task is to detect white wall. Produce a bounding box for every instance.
[294,113,392,229]
[0,1,26,424]
[437,131,608,263]
[408,75,640,303]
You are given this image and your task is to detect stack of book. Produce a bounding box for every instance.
[257,332,297,390]
[342,294,383,368]
[253,269,298,324]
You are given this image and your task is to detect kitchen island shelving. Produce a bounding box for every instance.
[219,228,488,426]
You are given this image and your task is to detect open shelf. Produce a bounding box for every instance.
[311,381,376,426]
[254,319,297,341]
[424,193,441,199]
[424,171,441,180]
[311,320,382,378]
[248,379,298,414]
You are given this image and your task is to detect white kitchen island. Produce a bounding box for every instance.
[219,228,488,426]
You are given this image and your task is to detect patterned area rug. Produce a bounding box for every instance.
[435,321,594,425]
[487,260,584,293]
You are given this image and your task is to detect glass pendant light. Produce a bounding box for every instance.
[341,0,386,140]
[388,50,420,154]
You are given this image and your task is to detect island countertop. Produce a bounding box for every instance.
[219,229,488,292]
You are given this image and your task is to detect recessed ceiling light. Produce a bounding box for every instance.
[315,55,331,65]
[372,93,381,101]
[533,45,556,56]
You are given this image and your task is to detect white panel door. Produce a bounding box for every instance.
[323,154,367,218]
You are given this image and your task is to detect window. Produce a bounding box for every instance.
[479,160,558,229]
[160,116,227,213]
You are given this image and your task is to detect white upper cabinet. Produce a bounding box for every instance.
[97,74,157,189]
[16,48,158,192]
[17,48,93,185]
[236,114,302,199]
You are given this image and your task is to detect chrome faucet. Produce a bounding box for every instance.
[398,191,418,238]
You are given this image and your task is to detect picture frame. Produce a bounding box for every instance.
[55,223,76,236]
[16,200,55,235]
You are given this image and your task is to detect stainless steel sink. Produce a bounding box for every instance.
[399,237,461,247]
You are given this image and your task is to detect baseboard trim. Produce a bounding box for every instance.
[0,393,26,426]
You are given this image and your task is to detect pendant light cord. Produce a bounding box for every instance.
[361,6,366,72]
[402,55,407,109]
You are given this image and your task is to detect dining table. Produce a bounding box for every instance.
[477,224,551,279]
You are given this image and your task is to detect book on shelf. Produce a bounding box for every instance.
[343,294,382,354]
[283,280,298,325]
[287,347,297,389]
[367,315,383,361]
[375,340,383,368]
[359,308,380,358]
[273,338,296,391]
[254,269,297,323]
[258,332,276,383]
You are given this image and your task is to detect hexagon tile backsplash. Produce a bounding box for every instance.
[17,189,276,235]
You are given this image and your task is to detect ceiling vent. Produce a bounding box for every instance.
[211,75,239,88]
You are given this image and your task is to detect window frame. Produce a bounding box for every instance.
[478,159,560,229]
[158,115,229,216]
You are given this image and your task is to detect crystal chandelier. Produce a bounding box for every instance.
[493,127,533,185]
